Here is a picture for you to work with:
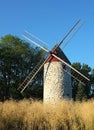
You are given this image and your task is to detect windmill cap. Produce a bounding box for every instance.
[46,45,71,64]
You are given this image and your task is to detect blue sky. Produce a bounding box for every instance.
[0,0,94,68]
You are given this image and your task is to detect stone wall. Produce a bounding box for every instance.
[43,61,72,102]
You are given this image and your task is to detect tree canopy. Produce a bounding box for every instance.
[0,34,94,101]
[0,34,45,100]
[72,62,94,100]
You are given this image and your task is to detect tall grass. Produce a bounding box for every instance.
[0,99,94,130]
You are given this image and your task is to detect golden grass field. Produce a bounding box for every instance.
[0,99,94,130]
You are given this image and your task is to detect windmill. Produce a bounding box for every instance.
[17,19,90,102]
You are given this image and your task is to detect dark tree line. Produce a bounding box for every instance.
[0,35,45,100]
[72,63,94,101]
[0,34,94,101]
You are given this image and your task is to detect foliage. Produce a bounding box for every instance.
[0,34,94,101]
[72,62,94,101]
[76,82,87,101]
[0,35,45,100]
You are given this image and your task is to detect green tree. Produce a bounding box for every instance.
[76,82,87,101]
[72,62,81,71]
[0,34,45,100]
[81,64,91,77]
[72,62,91,101]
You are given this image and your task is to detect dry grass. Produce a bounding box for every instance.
[0,99,94,130]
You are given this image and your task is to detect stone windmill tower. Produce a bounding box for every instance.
[44,46,72,102]
[17,20,90,102]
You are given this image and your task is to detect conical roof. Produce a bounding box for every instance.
[46,45,71,64]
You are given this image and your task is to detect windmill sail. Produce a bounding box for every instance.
[18,58,45,93]
[63,67,85,86]
[22,34,90,83]
[25,30,49,47]
[23,19,81,53]
[23,34,49,53]
[18,51,53,93]
[18,19,90,94]
[52,53,90,82]
[56,19,81,48]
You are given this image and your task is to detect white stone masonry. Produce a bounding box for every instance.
[43,61,72,102]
